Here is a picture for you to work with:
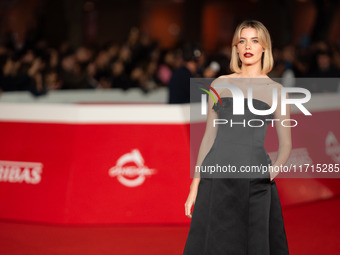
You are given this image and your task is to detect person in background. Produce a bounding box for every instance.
[307,50,340,93]
[157,50,175,86]
[168,43,202,104]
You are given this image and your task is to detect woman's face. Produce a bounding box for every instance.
[236,27,264,67]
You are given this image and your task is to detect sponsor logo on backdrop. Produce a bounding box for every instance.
[326,131,340,163]
[0,160,43,184]
[108,149,156,187]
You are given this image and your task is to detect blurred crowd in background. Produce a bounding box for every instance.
[0,27,340,97]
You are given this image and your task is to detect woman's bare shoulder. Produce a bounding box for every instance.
[264,77,284,90]
[218,74,237,79]
[211,74,236,88]
[264,76,283,89]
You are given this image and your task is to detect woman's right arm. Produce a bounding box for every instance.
[190,108,219,189]
[185,80,219,218]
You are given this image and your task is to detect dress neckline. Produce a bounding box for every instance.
[219,97,272,109]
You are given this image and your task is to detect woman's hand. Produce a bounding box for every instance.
[185,189,198,218]
[269,165,280,181]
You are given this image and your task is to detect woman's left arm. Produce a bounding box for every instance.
[271,84,292,181]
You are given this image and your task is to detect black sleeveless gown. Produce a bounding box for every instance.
[183,97,289,255]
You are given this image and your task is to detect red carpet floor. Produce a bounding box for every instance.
[1,196,339,255]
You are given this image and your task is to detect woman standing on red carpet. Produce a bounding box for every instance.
[183,20,291,255]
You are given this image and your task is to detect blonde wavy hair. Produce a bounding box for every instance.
[230,20,274,74]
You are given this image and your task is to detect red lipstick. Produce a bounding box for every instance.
[244,52,253,58]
